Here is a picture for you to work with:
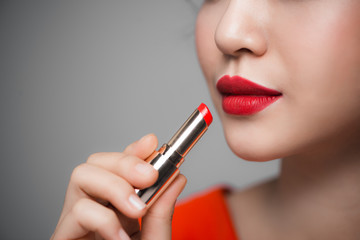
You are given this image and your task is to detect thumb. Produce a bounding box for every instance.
[140,174,187,240]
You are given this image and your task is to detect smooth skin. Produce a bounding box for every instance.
[53,0,360,239]
[196,0,360,239]
[51,134,186,240]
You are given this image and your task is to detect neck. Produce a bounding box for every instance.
[272,138,360,239]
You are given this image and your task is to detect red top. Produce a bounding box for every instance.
[172,186,239,240]
[197,103,213,126]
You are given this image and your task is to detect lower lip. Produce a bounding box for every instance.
[222,95,281,115]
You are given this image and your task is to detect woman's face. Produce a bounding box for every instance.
[196,0,360,161]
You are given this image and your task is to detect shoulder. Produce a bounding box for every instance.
[172,185,238,240]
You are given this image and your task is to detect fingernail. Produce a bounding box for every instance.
[118,228,131,240]
[129,194,146,211]
[135,162,154,175]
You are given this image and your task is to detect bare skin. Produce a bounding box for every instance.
[53,0,360,239]
[226,118,360,239]
[197,0,360,239]
[51,134,187,240]
[227,150,360,240]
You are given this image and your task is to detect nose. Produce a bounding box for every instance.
[215,1,268,57]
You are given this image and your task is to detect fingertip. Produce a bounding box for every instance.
[170,174,187,194]
[124,133,158,159]
[128,194,146,211]
[177,174,187,186]
[140,133,158,149]
[168,174,187,196]
[172,174,187,196]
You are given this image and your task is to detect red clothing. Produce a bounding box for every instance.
[172,186,239,240]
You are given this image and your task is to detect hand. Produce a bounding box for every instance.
[51,134,187,240]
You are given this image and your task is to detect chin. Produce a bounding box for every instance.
[223,129,286,162]
[228,145,281,162]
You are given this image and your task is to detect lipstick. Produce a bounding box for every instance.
[136,103,213,206]
[217,75,282,115]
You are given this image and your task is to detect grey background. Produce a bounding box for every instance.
[0,1,279,239]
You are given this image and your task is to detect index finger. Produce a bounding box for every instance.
[123,133,158,159]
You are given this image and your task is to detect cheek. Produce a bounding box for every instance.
[195,2,229,81]
[276,2,360,96]
[195,6,225,113]
[196,1,360,161]
[223,4,360,161]
[275,2,360,123]
[195,10,218,81]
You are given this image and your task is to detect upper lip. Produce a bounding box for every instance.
[216,75,282,96]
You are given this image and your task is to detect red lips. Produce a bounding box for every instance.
[216,75,282,115]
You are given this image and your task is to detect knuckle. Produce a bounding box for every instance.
[124,142,135,152]
[112,152,126,161]
[87,152,125,164]
[107,179,129,202]
[72,198,89,218]
[119,155,139,172]
[70,163,88,184]
[105,181,121,200]
[98,210,117,229]
[123,154,138,164]
[86,152,102,163]
[129,155,147,166]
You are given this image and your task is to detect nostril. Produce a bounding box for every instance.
[216,32,267,58]
[222,48,253,60]
[234,48,253,56]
